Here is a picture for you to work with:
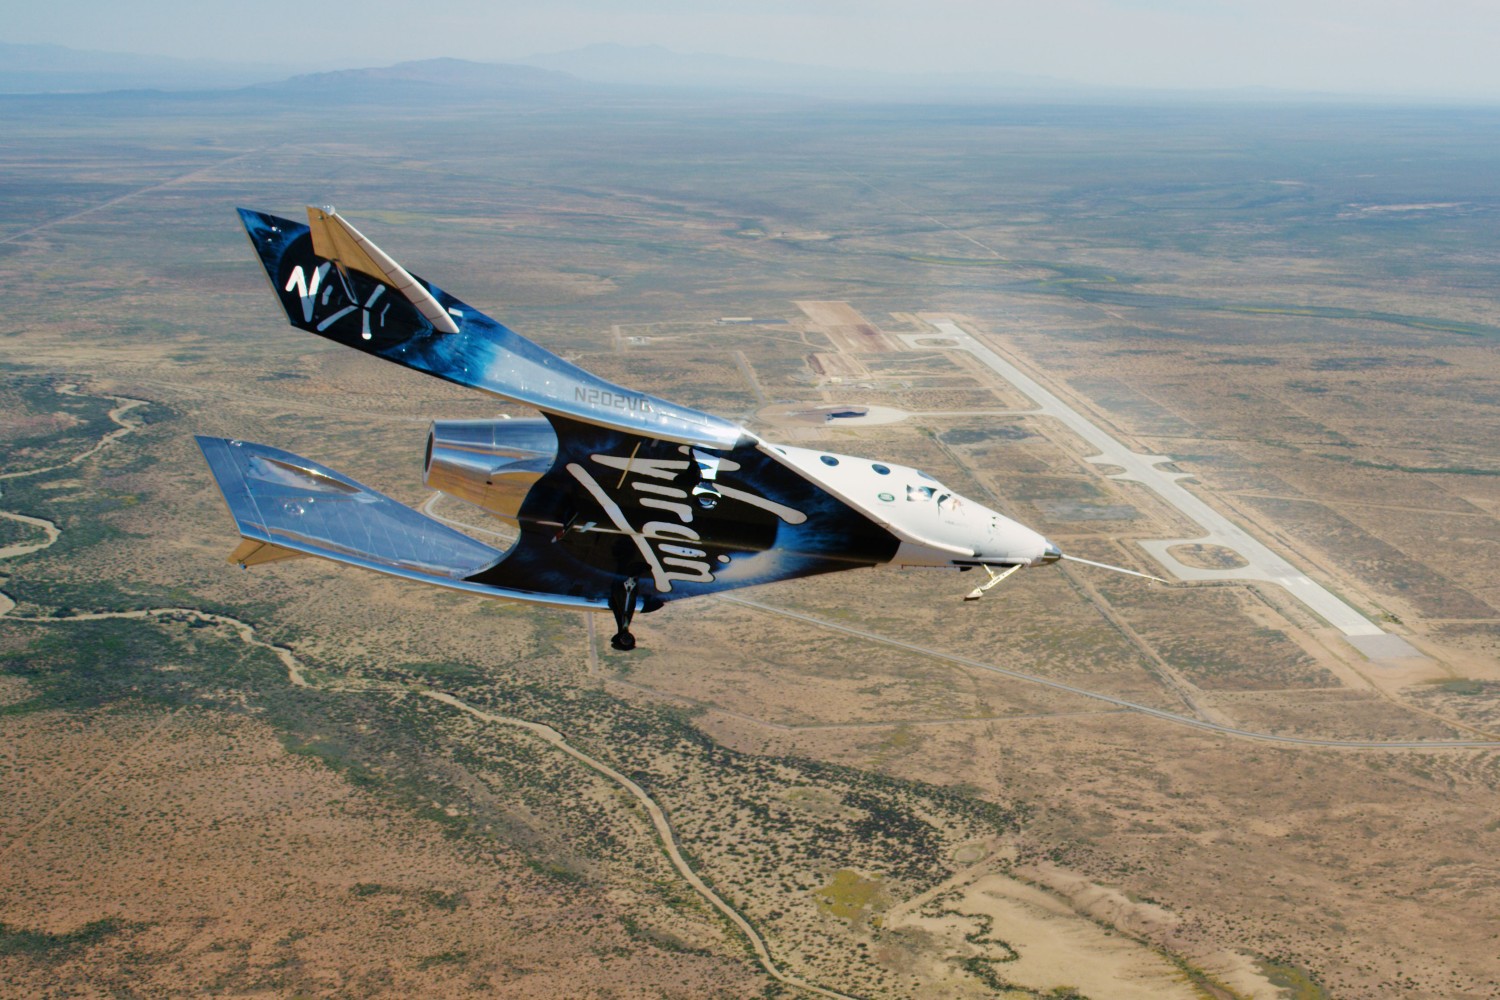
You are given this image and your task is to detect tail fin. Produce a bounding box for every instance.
[237,206,455,344]
[235,206,746,450]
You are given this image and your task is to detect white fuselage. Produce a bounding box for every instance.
[761,440,1058,569]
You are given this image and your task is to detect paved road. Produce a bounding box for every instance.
[910,322,1419,660]
[0,149,264,245]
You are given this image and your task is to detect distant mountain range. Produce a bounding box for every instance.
[261,58,583,97]
[516,43,1080,99]
[0,39,1089,100]
[0,40,1380,104]
[0,42,293,93]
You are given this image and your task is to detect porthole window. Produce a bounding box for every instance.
[820,455,839,466]
[872,464,890,475]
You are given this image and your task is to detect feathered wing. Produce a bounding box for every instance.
[236,207,747,449]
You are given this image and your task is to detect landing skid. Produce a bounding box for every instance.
[963,552,1168,602]
[963,563,1023,601]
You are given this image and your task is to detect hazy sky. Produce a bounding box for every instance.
[9,0,1499,99]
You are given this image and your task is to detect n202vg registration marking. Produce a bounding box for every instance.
[576,387,654,413]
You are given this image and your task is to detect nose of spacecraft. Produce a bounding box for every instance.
[1036,540,1063,566]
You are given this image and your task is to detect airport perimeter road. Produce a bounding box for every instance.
[909,321,1418,661]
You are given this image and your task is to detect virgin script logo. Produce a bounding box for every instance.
[566,447,806,592]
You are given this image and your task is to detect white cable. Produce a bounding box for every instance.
[1061,553,1169,584]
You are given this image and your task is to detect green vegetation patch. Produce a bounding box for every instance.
[0,616,287,716]
[1431,678,1493,696]
[0,611,295,710]
[953,954,1087,998]
[414,949,469,970]
[0,517,48,548]
[1257,957,1330,1000]
[812,869,885,921]
[0,377,121,475]
[0,917,139,960]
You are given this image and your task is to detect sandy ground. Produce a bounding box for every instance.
[0,707,767,999]
[886,870,1202,999]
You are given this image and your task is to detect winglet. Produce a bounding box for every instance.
[306,206,459,334]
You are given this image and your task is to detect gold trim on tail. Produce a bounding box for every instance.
[306,206,460,335]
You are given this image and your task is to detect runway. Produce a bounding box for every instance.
[910,320,1420,662]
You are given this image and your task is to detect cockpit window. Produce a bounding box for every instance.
[906,484,937,501]
[871,464,890,475]
[916,469,936,481]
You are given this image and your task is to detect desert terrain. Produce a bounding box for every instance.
[3,90,1500,998]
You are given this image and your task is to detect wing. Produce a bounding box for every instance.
[196,436,605,610]
[237,207,748,450]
